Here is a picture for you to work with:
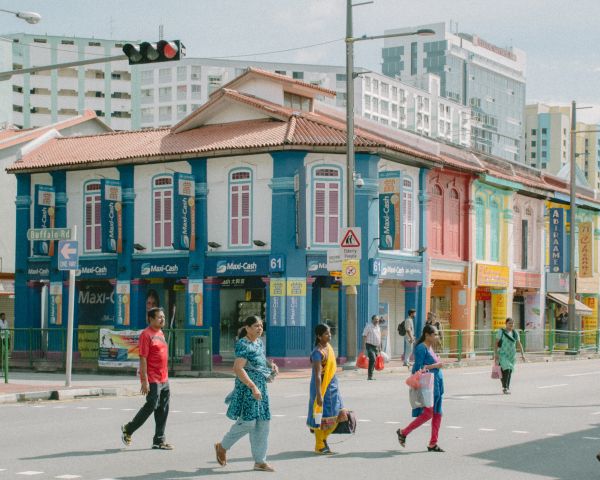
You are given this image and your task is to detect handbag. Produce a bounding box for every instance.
[356,352,368,369]
[491,364,501,379]
[332,410,357,434]
[374,354,385,371]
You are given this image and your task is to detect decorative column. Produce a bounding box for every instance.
[116,165,134,328]
[49,172,66,351]
[14,175,32,344]
[417,168,430,335]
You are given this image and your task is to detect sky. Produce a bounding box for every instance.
[1,0,599,123]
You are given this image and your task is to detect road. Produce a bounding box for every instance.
[1,359,599,479]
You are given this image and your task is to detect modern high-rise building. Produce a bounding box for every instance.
[381,22,526,163]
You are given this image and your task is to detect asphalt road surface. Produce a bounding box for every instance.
[1,359,599,479]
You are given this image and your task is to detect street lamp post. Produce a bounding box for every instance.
[0,8,41,24]
[344,0,433,361]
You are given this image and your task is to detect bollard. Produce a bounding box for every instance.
[3,331,8,383]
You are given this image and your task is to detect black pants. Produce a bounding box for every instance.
[125,381,170,444]
[366,343,378,379]
[501,368,513,390]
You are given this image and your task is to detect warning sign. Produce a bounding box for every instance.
[339,227,361,248]
[342,259,360,286]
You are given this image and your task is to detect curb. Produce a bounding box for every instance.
[0,386,137,404]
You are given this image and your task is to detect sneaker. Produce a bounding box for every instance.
[121,425,131,446]
[315,446,335,455]
[152,442,174,450]
[253,463,275,472]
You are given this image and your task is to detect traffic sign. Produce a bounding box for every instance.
[340,227,361,248]
[327,248,343,271]
[58,240,79,271]
[341,259,360,286]
[27,228,72,241]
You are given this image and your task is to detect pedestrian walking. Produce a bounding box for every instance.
[214,316,278,473]
[403,309,416,367]
[396,324,445,452]
[307,324,345,455]
[494,317,526,394]
[426,312,443,352]
[361,315,381,380]
[121,307,173,450]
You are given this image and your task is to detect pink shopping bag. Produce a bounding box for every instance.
[491,364,501,379]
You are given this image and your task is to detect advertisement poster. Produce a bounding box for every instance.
[378,171,401,250]
[33,185,55,256]
[101,179,122,253]
[173,173,196,251]
[549,208,566,273]
[286,278,306,327]
[342,259,360,286]
[77,281,115,325]
[49,282,62,326]
[98,328,142,367]
[187,279,203,326]
[269,278,286,326]
[78,326,101,359]
[582,296,598,345]
[578,221,593,278]
[491,290,507,330]
[115,281,131,326]
[524,293,543,351]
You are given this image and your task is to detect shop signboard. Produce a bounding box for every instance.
[378,171,401,250]
[33,185,55,256]
[477,264,510,288]
[206,256,268,277]
[524,293,543,351]
[187,279,203,326]
[27,261,50,280]
[549,208,566,273]
[371,258,423,281]
[77,260,117,279]
[582,295,598,345]
[49,282,62,325]
[269,278,286,326]
[77,280,115,325]
[578,221,593,278]
[115,281,131,326]
[173,173,196,251]
[286,278,306,326]
[307,257,329,276]
[133,257,188,278]
[78,326,100,359]
[100,179,122,253]
[513,272,542,289]
[98,328,142,368]
[546,272,569,293]
[491,290,507,330]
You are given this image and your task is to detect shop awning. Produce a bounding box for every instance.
[547,293,593,316]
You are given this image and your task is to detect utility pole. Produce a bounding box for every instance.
[568,100,577,351]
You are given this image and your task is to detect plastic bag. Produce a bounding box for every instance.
[356,352,369,369]
[405,370,423,389]
[491,364,501,379]
[409,388,425,409]
[380,351,390,363]
[419,371,434,390]
[375,354,385,371]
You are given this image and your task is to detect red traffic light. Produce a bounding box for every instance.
[122,40,185,65]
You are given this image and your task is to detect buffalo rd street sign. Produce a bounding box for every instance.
[58,240,79,270]
[27,227,72,241]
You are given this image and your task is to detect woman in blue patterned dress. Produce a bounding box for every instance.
[214,316,278,472]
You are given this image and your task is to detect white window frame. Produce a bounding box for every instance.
[228,169,252,248]
[152,175,173,250]
[84,181,102,253]
[312,166,342,247]
[401,176,415,251]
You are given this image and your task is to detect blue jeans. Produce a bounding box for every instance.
[124,382,170,445]
[221,418,270,464]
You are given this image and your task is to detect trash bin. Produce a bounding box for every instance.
[191,335,211,371]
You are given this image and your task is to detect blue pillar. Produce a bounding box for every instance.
[14,175,32,341]
[405,282,421,335]
[354,153,380,352]
[49,172,67,350]
[118,165,135,281]
[269,151,309,361]
[204,278,221,360]
[416,168,429,336]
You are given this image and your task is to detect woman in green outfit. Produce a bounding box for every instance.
[494,318,526,394]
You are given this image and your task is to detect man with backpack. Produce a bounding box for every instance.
[398,309,416,367]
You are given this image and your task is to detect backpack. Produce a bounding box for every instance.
[397,321,406,336]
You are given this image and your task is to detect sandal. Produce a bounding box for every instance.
[396,429,406,447]
[427,444,445,452]
[214,443,227,466]
[253,463,275,472]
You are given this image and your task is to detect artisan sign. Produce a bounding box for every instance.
[549,208,566,273]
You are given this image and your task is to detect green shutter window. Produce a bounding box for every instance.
[475,197,485,260]
[490,199,500,261]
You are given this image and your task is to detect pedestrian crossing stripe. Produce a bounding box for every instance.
[340,228,360,248]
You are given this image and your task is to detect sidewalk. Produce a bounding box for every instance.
[1,351,597,404]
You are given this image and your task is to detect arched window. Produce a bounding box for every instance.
[490,198,500,261]
[475,197,485,260]
[84,181,101,253]
[152,175,173,250]
[430,184,443,254]
[229,169,252,247]
[402,177,414,251]
[447,188,460,257]
[312,167,341,245]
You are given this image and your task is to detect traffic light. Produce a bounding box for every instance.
[122,40,185,65]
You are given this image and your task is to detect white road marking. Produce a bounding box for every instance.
[273,414,286,417]
[456,396,473,399]
[217,412,226,415]
[192,411,207,414]
[75,407,89,410]
[53,406,66,409]
[546,433,560,437]
[97,407,112,410]
[446,426,463,429]
[55,475,82,479]
[120,408,135,411]
[16,472,44,476]
[583,437,600,440]
[358,419,371,422]
[384,421,401,424]
[0,469,6,471]
[537,384,568,389]
[591,412,600,415]
[512,430,529,434]
[297,416,307,419]
[171,410,182,413]
[31,405,45,408]
[565,372,600,377]
[479,428,496,432]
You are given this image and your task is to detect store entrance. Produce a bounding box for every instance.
[475,288,492,351]
[143,279,186,356]
[316,277,340,354]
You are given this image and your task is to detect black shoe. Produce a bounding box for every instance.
[427,444,445,452]
[367,377,376,380]
[396,429,406,447]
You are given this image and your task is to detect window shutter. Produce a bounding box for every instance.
[315,185,325,243]
[94,198,101,250]
[328,184,339,243]
[231,186,239,245]
[163,191,172,248]
[447,190,460,257]
[85,198,92,251]
[242,186,250,245]
[154,192,162,248]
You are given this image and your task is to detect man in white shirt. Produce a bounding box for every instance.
[0,313,8,351]
[362,315,382,380]
[403,309,416,367]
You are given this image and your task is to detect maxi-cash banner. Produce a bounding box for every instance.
[101,179,122,253]
[187,279,203,326]
[549,208,566,273]
[33,185,55,255]
[98,329,142,368]
[378,171,401,250]
[173,173,196,251]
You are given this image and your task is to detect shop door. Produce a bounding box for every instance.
[320,287,340,354]
[512,296,525,331]
[475,300,492,352]
[379,283,405,357]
